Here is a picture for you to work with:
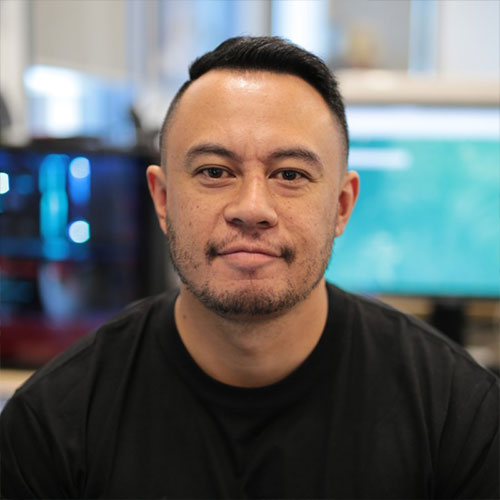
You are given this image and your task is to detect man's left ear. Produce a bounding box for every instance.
[146,165,168,234]
[335,170,360,237]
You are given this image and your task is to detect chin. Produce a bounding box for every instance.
[184,275,322,318]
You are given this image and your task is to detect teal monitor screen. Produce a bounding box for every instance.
[325,105,500,298]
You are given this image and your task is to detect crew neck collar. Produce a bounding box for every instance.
[156,283,349,412]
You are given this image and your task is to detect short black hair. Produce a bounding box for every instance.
[160,36,348,164]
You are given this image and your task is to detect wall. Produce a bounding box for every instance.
[329,0,411,69]
[31,0,127,78]
[438,0,500,79]
[0,0,30,142]
[0,0,128,143]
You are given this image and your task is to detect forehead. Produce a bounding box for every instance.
[183,69,327,107]
[165,69,343,163]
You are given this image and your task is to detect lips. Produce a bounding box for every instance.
[219,246,280,258]
[218,245,281,268]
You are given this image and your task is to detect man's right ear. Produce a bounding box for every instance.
[146,165,167,234]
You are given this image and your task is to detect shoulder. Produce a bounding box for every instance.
[0,292,178,497]
[326,282,499,497]
[326,281,498,394]
[11,291,176,407]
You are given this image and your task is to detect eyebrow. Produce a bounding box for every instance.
[267,147,322,168]
[184,142,322,169]
[185,143,241,164]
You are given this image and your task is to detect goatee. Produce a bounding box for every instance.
[165,216,334,318]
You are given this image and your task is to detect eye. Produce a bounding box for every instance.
[204,167,224,178]
[198,167,228,179]
[195,166,235,186]
[276,170,307,181]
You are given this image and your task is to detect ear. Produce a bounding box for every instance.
[146,165,168,234]
[335,170,360,237]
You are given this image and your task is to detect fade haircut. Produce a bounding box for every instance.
[159,36,349,166]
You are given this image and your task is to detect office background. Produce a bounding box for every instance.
[0,0,499,387]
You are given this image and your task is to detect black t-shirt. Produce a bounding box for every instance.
[1,283,499,499]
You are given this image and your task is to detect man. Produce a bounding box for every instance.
[1,37,498,499]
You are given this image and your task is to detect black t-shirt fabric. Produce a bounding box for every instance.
[1,283,498,499]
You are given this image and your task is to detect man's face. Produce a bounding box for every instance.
[149,70,358,318]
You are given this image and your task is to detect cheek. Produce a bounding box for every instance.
[285,195,337,244]
[167,190,217,243]
[174,205,198,236]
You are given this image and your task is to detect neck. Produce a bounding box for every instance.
[174,280,329,388]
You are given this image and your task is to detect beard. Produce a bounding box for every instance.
[165,215,335,318]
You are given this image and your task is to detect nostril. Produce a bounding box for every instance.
[231,217,245,226]
[229,218,271,229]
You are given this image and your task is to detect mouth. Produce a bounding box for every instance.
[206,240,295,267]
[217,246,282,268]
[219,246,280,258]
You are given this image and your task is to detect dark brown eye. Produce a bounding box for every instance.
[204,167,224,178]
[280,170,301,181]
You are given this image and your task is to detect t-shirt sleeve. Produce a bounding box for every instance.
[436,373,500,499]
[1,394,69,499]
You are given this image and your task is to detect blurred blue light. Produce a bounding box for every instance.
[69,157,91,204]
[42,238,70,261]
[24,64,135,146]
[24,65,83,137]
[39,154,68,247]
[39,154,67,192]
[24,65,82,98]
[68,220,90,244]
[69,157,90,179]
[0,172,9,194]
[272,0,329,60]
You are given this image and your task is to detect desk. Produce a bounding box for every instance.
[0,369,34,412]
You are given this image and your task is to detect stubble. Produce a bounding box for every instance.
[165,215,335,318]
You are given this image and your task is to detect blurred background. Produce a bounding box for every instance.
[1,0,499,393]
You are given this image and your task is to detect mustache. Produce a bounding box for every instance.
[205,236,296,265]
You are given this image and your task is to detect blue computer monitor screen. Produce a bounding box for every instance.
[325,105,500,298]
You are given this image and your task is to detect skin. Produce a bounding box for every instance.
[147,69,359,388]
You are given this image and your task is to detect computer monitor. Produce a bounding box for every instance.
[0,146,158,367]
[325,103,500,298]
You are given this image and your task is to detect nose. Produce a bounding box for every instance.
[223,175,278,229]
